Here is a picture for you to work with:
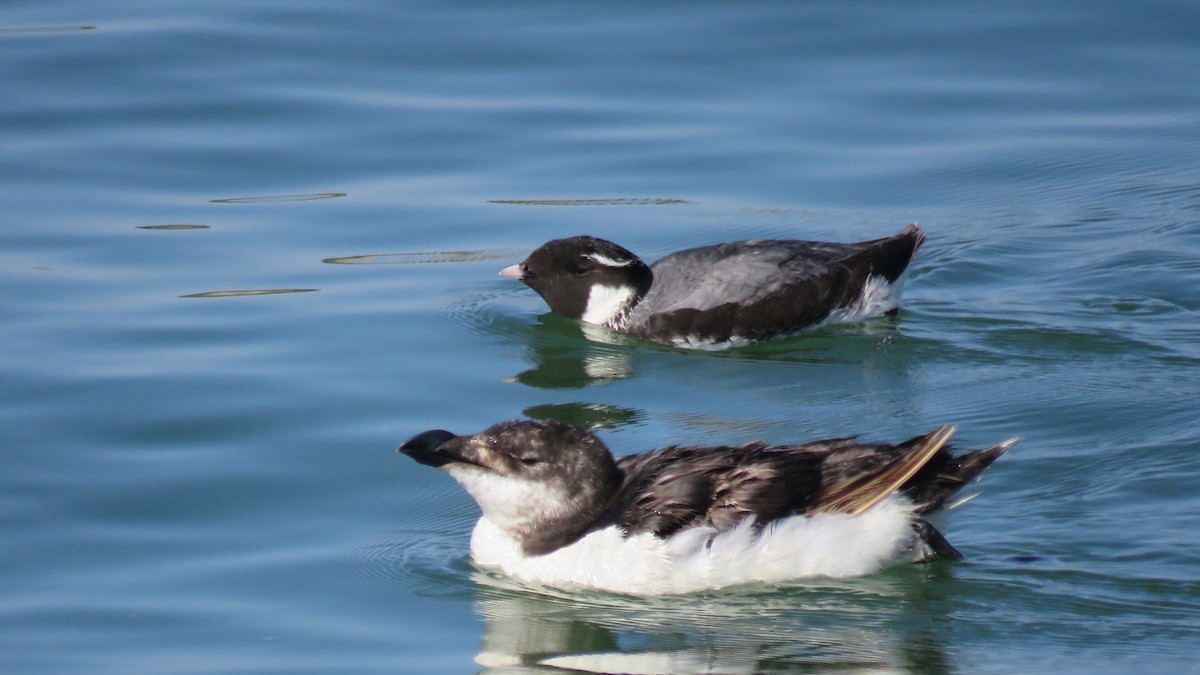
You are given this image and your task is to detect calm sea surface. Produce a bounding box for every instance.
[2,1,1198,672]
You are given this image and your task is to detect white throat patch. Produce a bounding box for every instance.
[447,467,570,534]
[581,284,638,326]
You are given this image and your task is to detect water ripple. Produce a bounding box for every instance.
[488,198,690,206]
[354,499,478,598]
[209,192,346,204]
[179,288,318,298]
[322,250,513,265]
[0,25,96,34]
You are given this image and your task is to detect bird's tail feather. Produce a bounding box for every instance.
[815,425,957,517]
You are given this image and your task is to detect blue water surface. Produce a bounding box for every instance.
[2,1,1199,673]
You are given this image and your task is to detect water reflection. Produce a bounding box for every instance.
[508,312,910,391]
[507,316,637,389]
[522,402,644,430]
[470,570,954,674]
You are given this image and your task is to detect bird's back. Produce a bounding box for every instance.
[609,426,1005,541]
[638,240,863,314]
[623,225,925,345]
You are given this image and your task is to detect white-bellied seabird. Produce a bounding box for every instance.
[399,418,1014,594]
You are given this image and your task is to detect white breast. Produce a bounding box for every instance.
[580,284,638,326]
[469,496,920,595]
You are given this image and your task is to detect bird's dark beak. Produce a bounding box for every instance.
[499,263,524,281]
[398,429,460,468]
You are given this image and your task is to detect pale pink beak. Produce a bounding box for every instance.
[499,263,524,280]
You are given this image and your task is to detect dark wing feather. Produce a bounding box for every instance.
[612,441,825,537]
[614,447,719,536]
[614,445,737,537]
[607,422,1009,541]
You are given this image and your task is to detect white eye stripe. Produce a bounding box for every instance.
[585,252,634,268]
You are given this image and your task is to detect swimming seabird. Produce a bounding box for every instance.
[398,418,1013,594]
[500,224,924,349]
